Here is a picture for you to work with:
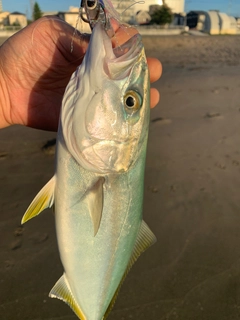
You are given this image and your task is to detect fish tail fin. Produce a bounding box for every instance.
[104,220,156,319]
[21,175,55,224]
[49,274,86,320]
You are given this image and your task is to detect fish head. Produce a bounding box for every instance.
[61,23,150,174]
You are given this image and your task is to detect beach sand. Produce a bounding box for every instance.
[1,34,240,320]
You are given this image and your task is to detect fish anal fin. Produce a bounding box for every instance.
[86,177,104,237]
[104,220,156,319]
[49,274,86,320]
[21,176,55,224]
[128,220,157,268]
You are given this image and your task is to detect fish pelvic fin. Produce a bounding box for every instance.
[85,177,104,237]
[49,274,86,320]
[104,220,156,319]
[21,176,55,224]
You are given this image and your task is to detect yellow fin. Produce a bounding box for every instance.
[86,178,104,237]
[49,274,86,320]
[128,220,157,267]
[104,220,157,319]
[21,176,55,224]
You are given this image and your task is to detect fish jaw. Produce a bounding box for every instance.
[61,22,150,174]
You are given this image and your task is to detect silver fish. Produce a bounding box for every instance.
[22,13,156,320]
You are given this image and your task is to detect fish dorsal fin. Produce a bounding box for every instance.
[21,176,55,224]
[49,274,86,320]
[103,220,156,319]
[85,178,104,237]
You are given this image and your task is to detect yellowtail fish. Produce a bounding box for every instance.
[22,1,156,319]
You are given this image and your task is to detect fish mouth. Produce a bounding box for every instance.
[113,33,141,57]
[111,21,140,56]
[112,28,143,58]
[100,22,144,80]
[102,16,141,57]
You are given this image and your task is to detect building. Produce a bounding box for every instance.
[187,10,237,35]
[236,17,240,29]
[0,11,27,28]
[165,0,185,14]
[0,11,10,27]
[187,11,221,34]
[218,12,237,34]
[111,0,135,23]
[7,12,27,27]
[133,0,185,14]
[135,10,151,25]
[172,13,185,26]
[187,11,218,34]
[43,7,91,33]
[149,4,162,16]
[207,11,221,34]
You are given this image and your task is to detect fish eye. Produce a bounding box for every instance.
[124,90,142,114]
[86,0,97,9]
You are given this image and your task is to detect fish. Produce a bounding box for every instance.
[21,2,156,319]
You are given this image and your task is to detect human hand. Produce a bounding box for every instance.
[0,16,162,131]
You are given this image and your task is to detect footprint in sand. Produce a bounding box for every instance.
[29,232,49,244]
[151,117,172,125]
[14,226,24,237]
[215,162,226,170]
[10,226,24,250]
[4,260,15,270]
[204,112,222,119]
[0,152,8,160]
[232,160,240,167]
[10,239,22,250]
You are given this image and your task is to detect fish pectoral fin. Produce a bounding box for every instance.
[21,175,55,224]
[104,221,156,319]
[85,177,104,237]
[49,274,86,320]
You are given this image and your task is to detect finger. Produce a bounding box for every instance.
[147,57,162,83]
[43,16,90,63]
[150,88,160,109]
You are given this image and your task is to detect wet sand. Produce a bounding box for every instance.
[1,35,240,320]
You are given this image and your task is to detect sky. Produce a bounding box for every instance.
[2,0,240,17]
